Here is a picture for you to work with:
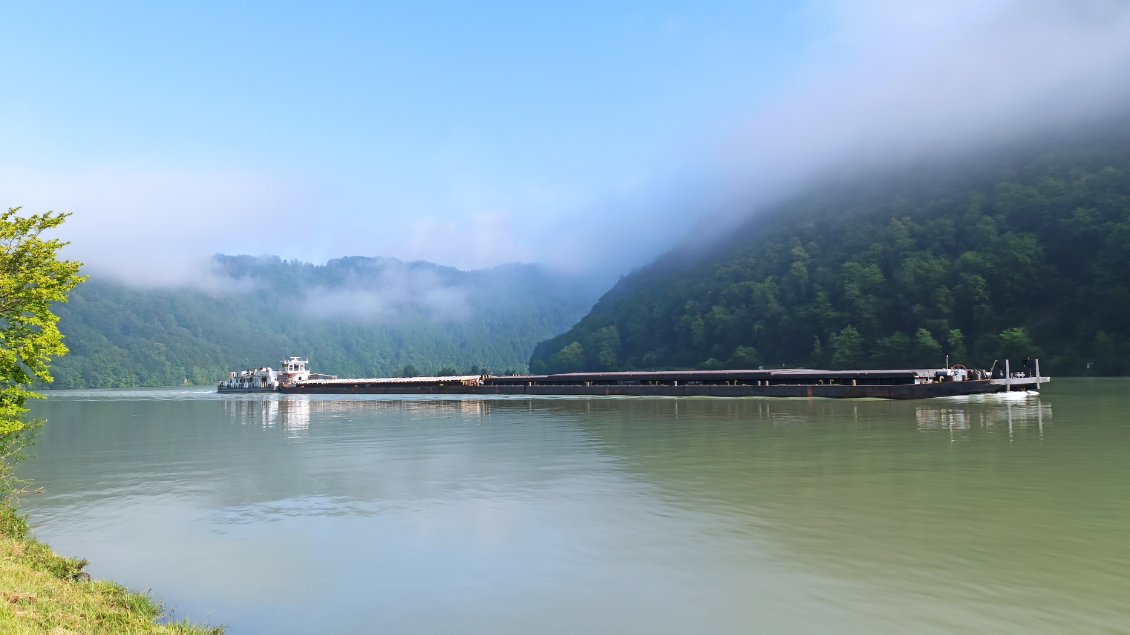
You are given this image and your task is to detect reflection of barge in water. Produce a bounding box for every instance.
[261,359,1048,400]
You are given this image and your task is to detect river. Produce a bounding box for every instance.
[18,379,1129,634]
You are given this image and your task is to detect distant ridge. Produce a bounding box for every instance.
[51,256,601,388]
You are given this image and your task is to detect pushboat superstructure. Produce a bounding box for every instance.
[279,356,311,385]
[218,356,324,393]
[217,366,279,393]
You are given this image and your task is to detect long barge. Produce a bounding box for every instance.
[260,359,1049,400]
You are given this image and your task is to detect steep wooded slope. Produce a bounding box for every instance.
[531,120,1130,375]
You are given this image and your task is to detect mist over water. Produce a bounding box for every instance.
[19,379,1130,633]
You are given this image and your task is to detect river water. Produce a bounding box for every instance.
[18,379,1129,634]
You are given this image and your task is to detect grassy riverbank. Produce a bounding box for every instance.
[0,505,221,634]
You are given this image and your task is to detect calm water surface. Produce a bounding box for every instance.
[19,379,1129,634]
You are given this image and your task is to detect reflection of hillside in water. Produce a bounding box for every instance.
[23,390,1129,630]
[548,394,1129,632]
[208,396,605,525]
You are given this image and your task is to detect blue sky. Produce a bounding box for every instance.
[8,2,796,170]
[4,1,1130,285]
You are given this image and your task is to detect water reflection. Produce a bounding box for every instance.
[554,390,1125,634]
[224,397,278,429]
[915,394,1051,440]
[18,383,1130,634]
[223,395,506,430]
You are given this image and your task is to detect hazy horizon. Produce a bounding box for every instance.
[5,0,1130,288]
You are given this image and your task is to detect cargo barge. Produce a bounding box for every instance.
[228,358,1047,400]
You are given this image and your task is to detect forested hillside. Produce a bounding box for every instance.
[51,257,600,387]
[530,119,1130,376]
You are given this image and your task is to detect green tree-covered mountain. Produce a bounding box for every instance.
[52,256,601,387]
[530,120,1130,376]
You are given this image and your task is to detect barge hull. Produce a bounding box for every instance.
[278,375,1048,399]
[476,377,1045,399]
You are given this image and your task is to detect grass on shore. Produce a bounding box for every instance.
[0,504,222,634]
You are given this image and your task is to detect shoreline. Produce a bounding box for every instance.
[0,503,220,634]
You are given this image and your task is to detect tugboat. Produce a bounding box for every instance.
[278,356,312,386]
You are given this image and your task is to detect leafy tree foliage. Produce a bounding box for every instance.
[0,209,85,465]
[531,117,1130,375]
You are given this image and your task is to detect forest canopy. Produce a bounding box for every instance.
[530,118,1130,376]
[50,258,599,388]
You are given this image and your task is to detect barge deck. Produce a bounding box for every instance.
[275,364,1049,399]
